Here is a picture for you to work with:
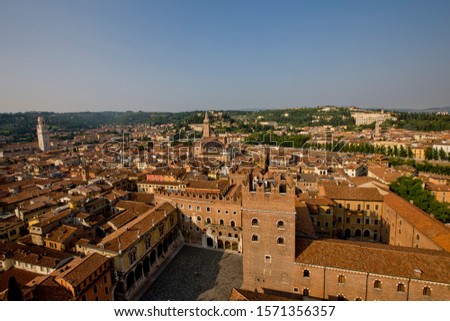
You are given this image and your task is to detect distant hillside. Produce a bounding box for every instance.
[1,105,450,143]
[0,110,248,142]
[389,106,450,113]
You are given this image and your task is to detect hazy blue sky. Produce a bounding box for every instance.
[1,0,449,112]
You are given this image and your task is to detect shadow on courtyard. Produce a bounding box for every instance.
[139,245,243,301]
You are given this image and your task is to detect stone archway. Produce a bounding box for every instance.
[232,242,238,251]
[225,241,231,250]
[163,238,169,252]
[355,229,361,237]
[218,239,224,249]
[143,256,150,274]
[150,250,157,265]
[345,228,351,239]
[206,237,214,247]
[126,271,135,289]
[135,263,143,281]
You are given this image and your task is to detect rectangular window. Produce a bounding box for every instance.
[264,255,271,263]
[346,217,350,223]
[356,218,361,224]
[338,217,342,223]
[365,219,370,224]
[366,204,370,210]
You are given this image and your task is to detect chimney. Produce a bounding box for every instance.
[414,268,423,278]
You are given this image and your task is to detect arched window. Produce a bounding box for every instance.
[338,275,345,284]
[230,220,236,228]
[251,218,259,226]
[206,207,211,212]
[355,229,361,237]
[397,283,405,292]
[423,287,431,296]
[197,216,202,222]
[302,288,309,296]
[219,219,224,226]
[252,234,259,242]
[206,217,211,224]
[277,220,285,229]
[277,237,285,245]
[363,229,371,238]
[303,270,310,278]
[374,280,382,289]
[416,234,420,241]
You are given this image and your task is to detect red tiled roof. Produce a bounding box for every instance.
[383,193,450,252]
[53,253,109,287]
[99,203,176,252]
[296,238,450,283]
[28,275,73,301]
[322,183,383,202]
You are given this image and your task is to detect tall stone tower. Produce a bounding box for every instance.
[374,120,382,137]
[203,111,211,138]
[37,116,50,152]
[241,171,297,293]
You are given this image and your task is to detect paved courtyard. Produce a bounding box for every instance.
[139,245,243,301]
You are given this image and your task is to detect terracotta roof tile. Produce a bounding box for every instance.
[384,193,450,252]
[322,183,383,201]
[296,238,450,283]
[99,203,176,252]
[53,253,109,287]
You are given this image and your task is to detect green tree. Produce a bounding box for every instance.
[390,176,449,222]
[433,148,439,160]
[407,146,413,158]
[399,145,407,158]
[424,147,433,160]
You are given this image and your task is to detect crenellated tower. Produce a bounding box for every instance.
[241,170,297,293]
